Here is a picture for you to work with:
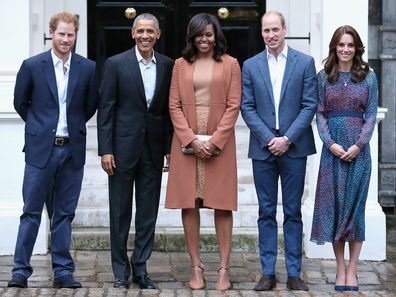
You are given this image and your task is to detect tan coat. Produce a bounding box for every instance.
[165,55,241,210]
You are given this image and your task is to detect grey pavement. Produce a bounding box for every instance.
[1,249,395,296]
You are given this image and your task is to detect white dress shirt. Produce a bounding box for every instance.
[267,45,288,130]
[51,50,71,137]
[135,47,157,108]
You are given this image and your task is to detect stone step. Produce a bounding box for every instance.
[70,227,285,253]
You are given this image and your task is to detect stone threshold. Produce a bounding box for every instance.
[68,227,285,252]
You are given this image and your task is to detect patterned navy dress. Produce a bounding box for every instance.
[311,69,378,244]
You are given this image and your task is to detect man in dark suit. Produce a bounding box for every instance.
[241,11,318,291]
[8,12,98,289]
[97,13,174,289]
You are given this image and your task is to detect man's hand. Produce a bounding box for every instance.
[268,137,290,156]
[101,154,116,176]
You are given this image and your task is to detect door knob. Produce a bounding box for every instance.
[125,8,137,20]
[218,7,229,19]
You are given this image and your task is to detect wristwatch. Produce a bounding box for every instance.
[283,136,292,145]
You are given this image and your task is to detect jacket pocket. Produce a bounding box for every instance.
[25,125,38,136]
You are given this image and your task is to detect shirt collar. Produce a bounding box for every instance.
[135,46,156,64]
[51,49,71,67]
[267,44,288,60]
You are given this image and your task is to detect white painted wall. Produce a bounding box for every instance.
[0,0,47,255]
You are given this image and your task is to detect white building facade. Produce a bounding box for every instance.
[0,0,387,260]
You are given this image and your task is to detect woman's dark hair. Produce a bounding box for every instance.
[182,13,227,63]
[324,25,369,83]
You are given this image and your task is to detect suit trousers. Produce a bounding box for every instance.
[12,144,83,278]
[252,154,306,277]
[109,142,163,278]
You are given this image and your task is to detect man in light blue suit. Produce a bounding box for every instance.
[241,11,318,291]
[8,12,98,289]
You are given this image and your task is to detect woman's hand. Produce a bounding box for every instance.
[190,139,212,159]
[329,143,346,158]
[340,144,361,163]
[204,140,219,156]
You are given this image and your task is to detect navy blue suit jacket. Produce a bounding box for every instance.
[241,47,318,160]
[14,50,99,168]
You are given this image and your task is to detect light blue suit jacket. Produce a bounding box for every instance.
[241,47,318,160]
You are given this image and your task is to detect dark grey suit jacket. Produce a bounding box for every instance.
[97,47,174,169]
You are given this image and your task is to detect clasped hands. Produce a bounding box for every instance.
[329,143,360,162]
[190,139,218,159]
[267,136,290,156]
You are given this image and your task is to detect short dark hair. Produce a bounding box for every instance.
[132,13,160,30]
[324,25,369,83]
[182,13,227,63]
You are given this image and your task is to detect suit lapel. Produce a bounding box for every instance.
[67,53,81,108]
[42,50,58,104]
[258,50,275,106]
[280,47,297,101]
[125,47,146,104]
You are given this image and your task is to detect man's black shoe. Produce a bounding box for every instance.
[286,276,309,291]
[53,274,82,289]
[113,276,129,289]
[254,275,276,291]
[132,274,156,289]
[7,274,28,288]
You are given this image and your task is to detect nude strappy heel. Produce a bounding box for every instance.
[189,264,205,290]
[215,266,231,291]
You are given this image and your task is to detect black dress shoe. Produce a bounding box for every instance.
[53,274,82,289]
[133,274,156,289]
[113,277,129,289]
[286,276,309,291]
[254,275,276,291]
[7,273,28,288]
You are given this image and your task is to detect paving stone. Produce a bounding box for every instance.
[107,287,129,296]
[159,289,176,297]
[157,281,184,290]
[88,288,106,296]
[126,290,140,297]
[18,288,39,296]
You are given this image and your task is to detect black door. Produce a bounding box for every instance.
[88,0,266,78]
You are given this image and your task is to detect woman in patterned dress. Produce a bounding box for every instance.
[311,25,378,292]
[165,13,241,290]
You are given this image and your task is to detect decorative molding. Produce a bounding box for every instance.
[0,112,23,123]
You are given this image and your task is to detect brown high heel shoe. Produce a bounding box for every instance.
[215,267,231,291]
[189,265,205,290]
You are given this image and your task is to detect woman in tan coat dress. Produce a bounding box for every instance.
[165,13,241,291]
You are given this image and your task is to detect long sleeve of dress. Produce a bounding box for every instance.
[316,70,335,149]
[355,70,378,149]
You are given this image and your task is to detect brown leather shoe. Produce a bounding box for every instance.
[286,276,309,291]
[254,275,276,291]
